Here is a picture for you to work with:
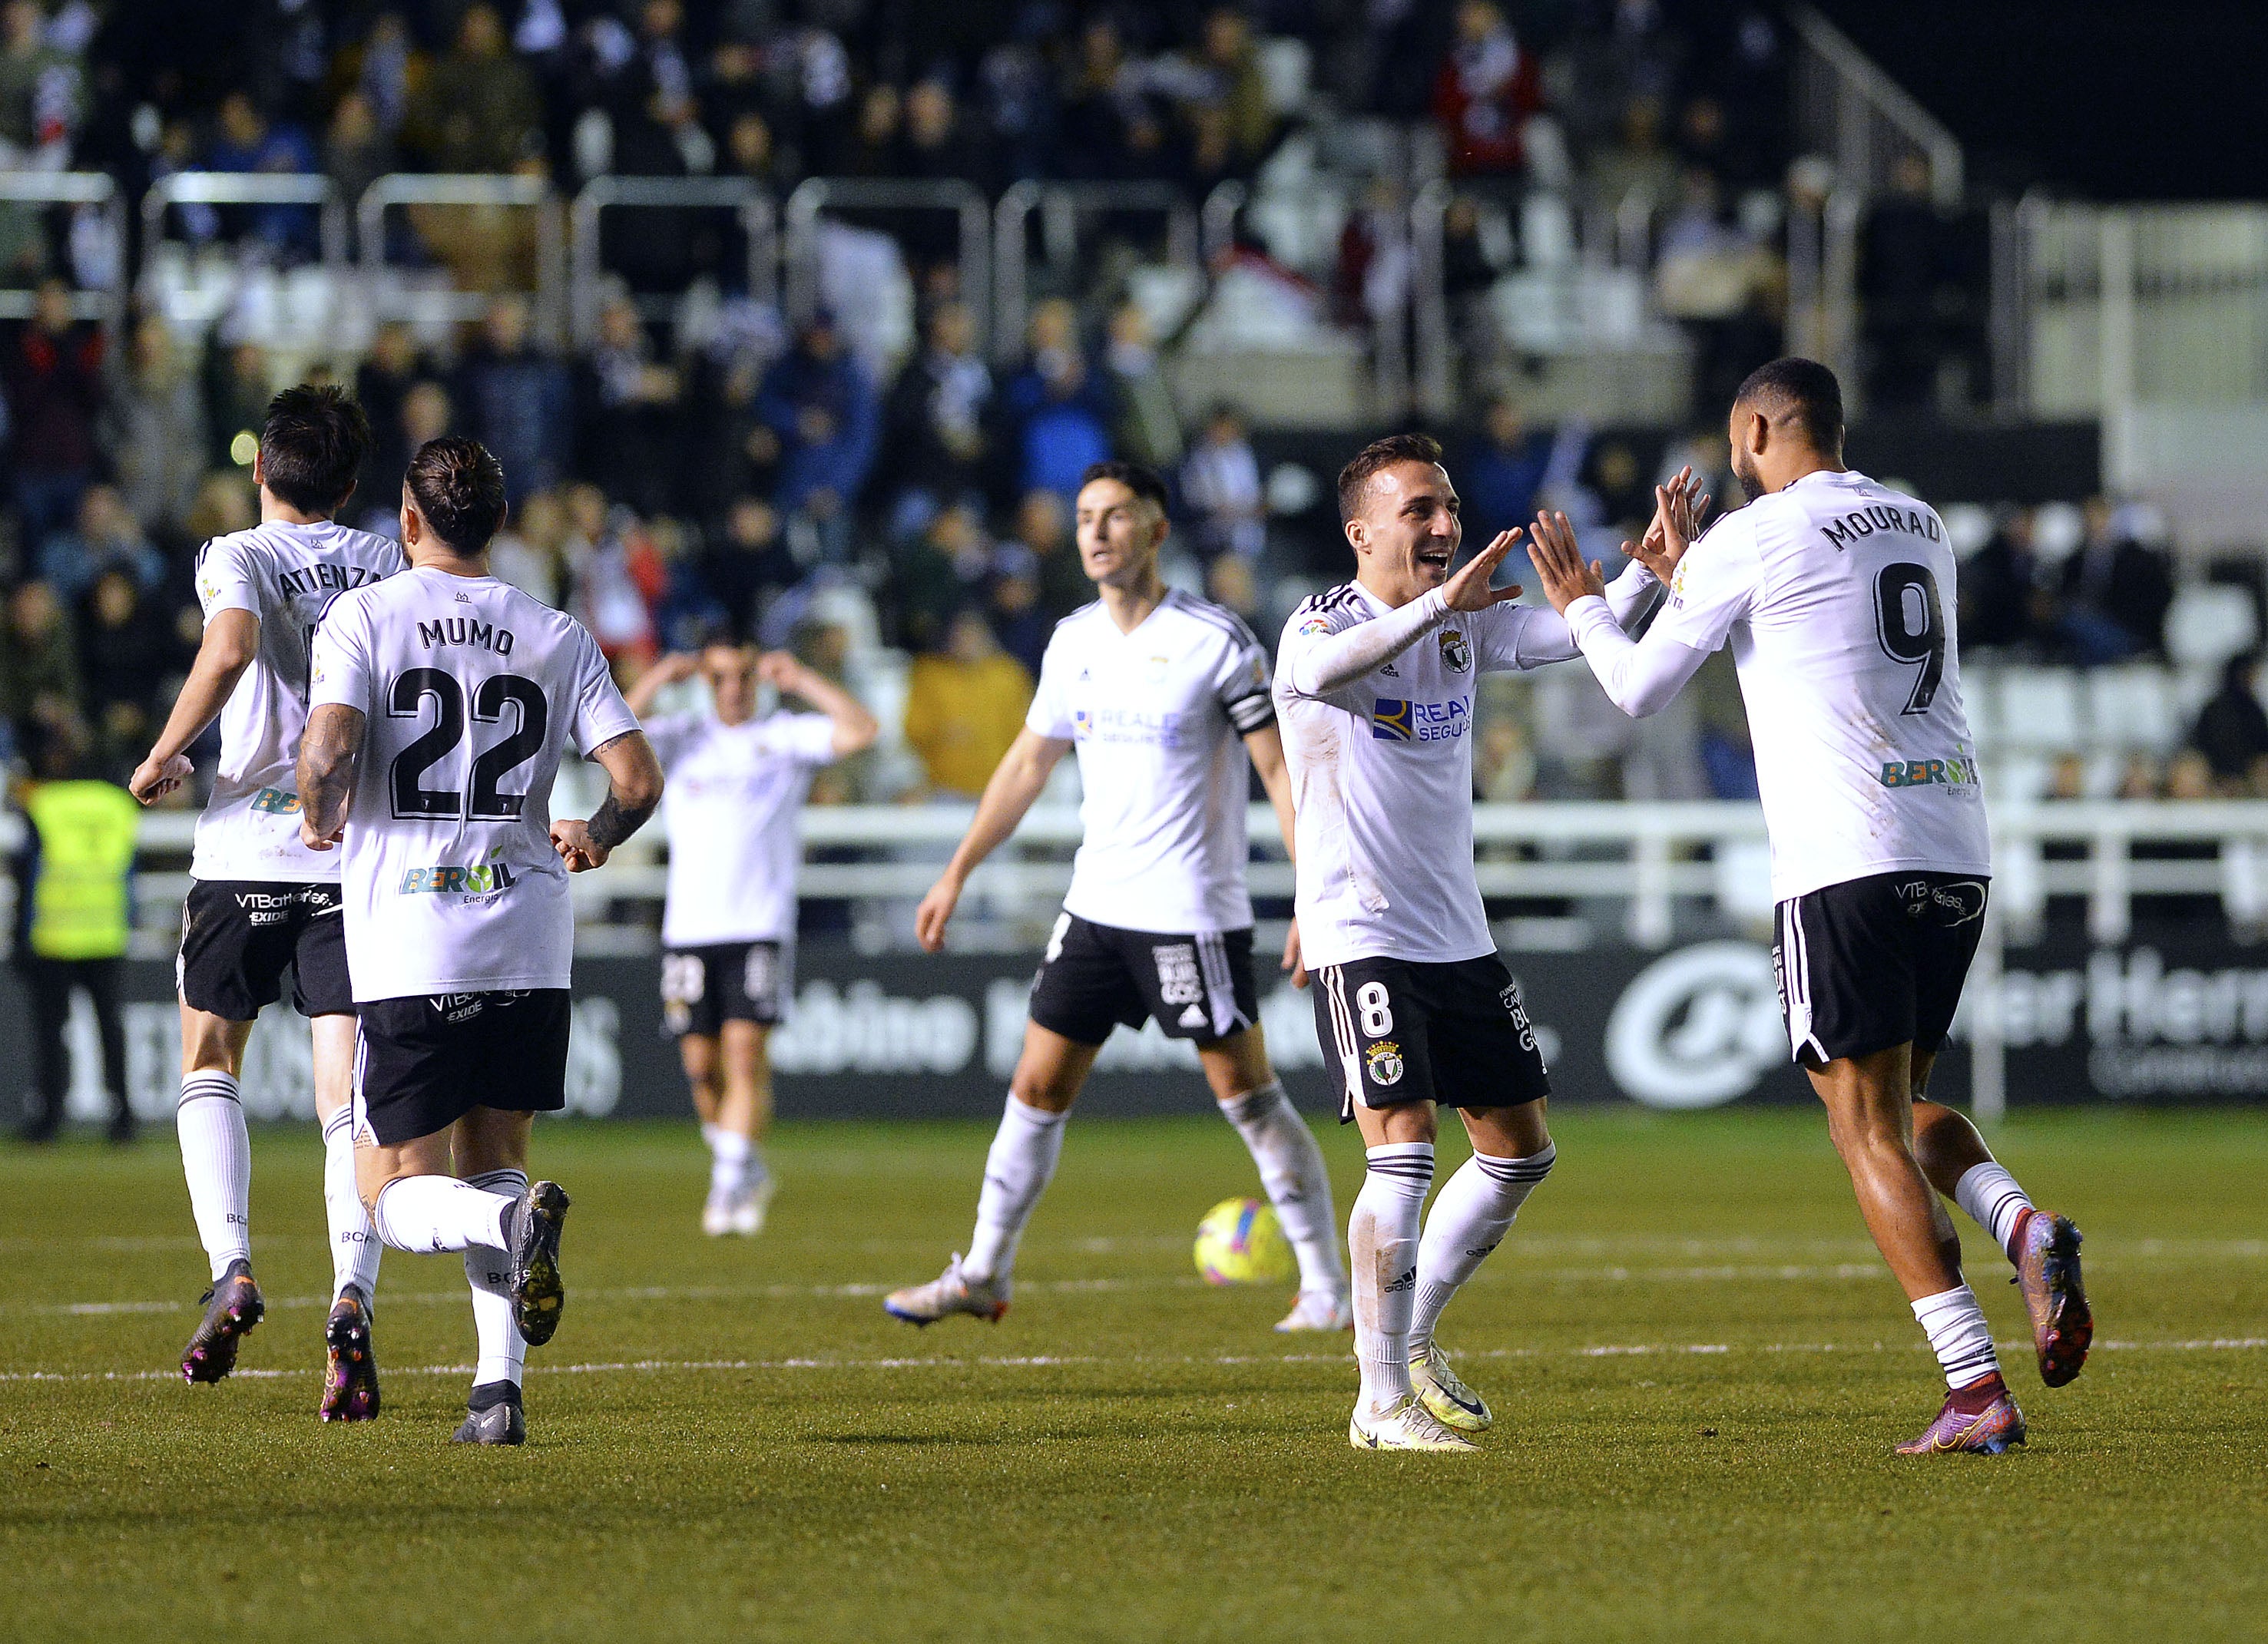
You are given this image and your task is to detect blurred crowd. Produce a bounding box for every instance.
[0,0,2213,814]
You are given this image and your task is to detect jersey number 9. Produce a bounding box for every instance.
[1872,562,1945,716]
[388,669,551,821]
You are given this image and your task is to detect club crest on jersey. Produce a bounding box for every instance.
[1439,628,1472,672]
[1365,1040,1405,1087]
[398,862,520,896]
[1371,696,1470,743]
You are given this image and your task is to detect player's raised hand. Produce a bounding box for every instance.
[1280,917,1308,991]
[1441,529,1527,614]
[913,875,961,954]
[1527,511,1607,614]
[754,650,808,692]
[551,818,611,872]
[127,752,192,805]
[1626,468,1711,585]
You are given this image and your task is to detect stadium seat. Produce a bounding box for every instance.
[2166,584,2258,670]
[1959,660,2000,748]
[1992,667,2086,753]
[2087,664,2180,753]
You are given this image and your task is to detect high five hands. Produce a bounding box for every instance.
[1529,468,1714,615]
[1442,530,1529,613]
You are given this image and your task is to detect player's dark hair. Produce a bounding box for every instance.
[1337,432,1443,522]
[1078,459,1168,514]
[258,385,371,514]
[405,436,508,553]
[1734,357,1846,455]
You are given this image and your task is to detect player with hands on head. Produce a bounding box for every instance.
[1527,359,2091,1455]
[296,435,663,1445]
[1274,432,1669,1452]
[625,636,878,1235]
[130,384,402,1419]
[886,459,1353,1336]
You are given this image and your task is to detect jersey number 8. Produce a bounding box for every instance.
[388,669,550,821]
[1873,562,1945,715]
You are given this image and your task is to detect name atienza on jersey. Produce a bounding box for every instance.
[191,520,406,882]
[310,567,640,1000]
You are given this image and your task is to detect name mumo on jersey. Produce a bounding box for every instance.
[416,616,518,656]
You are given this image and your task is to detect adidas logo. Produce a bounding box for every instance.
[1177,1003,1207,1028]
[1380,662,1398,676]
[1382,1265,1417,1295]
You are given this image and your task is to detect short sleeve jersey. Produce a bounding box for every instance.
[309,567,641,1000]
[1648,468,1990,901]
[1275,584,1568,969]
[645,709,839,948]
[1025,590,1276,934]
[190,521,406,883]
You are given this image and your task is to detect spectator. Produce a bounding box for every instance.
[1101,299,1182,471]
[988,554,1050,682]
[0,1,81,170]
[455,293,573,505]
[39,484,162,601]
[902,607,1033,799]
[102,311,207,536]
[902,78,982,184]
[1432,1,1541,183]
[569,488,665,669]
[1197,7,1276,170]
[1180,403,1266,561]
[488,487,568,607]
[353,321,429,514]
[892,500,990,654]
[2056,500,2174,663]
[1588,96,1679,223]
[0,579,81,744]
[204,91,319,258]
[5,278,104,551]
[323,91,395,233]
[1958,508,2044,652]
[201,334,272,473]
[1056,15,1134,180]
[407,2,544,173]
[574,291,684,515]
[1859,154,1952,409]
[842,82,903,177]
[698,494,800,637]
[755,311,879,524]
[884,299,997,512]
[1011,487,1091,620]
[1005,298,1111,501]
[2188,652,2268,792]
[75,565,173,762]
[1461,398,1550,542]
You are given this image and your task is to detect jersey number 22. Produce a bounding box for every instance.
[388,669,549,820]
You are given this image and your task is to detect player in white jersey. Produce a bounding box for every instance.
[296,438,662,1445]
[625,637,877,1235]
[1526,359,2092,1455]
[1275,433,1675,1450]
[126,386,403,1417]
[883,461,1352,1334]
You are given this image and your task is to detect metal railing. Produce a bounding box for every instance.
[993,179,1198,362]
[357,172,565,342]
[783,177,988,348]
[0,171,125,335]
[22,799,2268,965]
[568,175,776,345]
[139,172,348,280]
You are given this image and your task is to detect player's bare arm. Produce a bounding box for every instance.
[295,702,366,850]
[757,651,879,756]
[130,608,261,804]
[554,730,665,871]
[913,728,1072,952]
[1243,723,1307,987]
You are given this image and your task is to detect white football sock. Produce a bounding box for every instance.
[1218,1082,1345,1295]
[1349,1143,1432,1415]
[370,1175,512,1255]
[962,1096,1068,1284]
[1954,1162,2035,1263]
[710,1128,751,1199]
[1409,1142,1554,1359]
[177,1073,251,1282]
[321,1107,382,1304]
[1912,1283,2002,1389]
[464,1169,529,1388]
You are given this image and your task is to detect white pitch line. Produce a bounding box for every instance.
[2,1337,2263,1387]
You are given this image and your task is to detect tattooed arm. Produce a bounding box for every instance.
[549,730,664,872]
[296,703,368,851]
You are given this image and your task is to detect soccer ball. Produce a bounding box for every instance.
[1193,1197,1296,1286]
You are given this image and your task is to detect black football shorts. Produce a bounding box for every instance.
[351,989,572,1146]
[1311,952,1550,1123]
[1026,912,1259,1047]
[661,941,790,1037]
[177,878,354,1020]
[1774,870,1989,1065]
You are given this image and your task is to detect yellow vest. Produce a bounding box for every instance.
[24,780,139,961]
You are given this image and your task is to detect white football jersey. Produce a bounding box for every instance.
[1648,469,1990,901]
[1276,581,1635,969]
[190,520,406,882]
[309,567,641,1000]
[646,709,839,948]
[1025,589,1276,934]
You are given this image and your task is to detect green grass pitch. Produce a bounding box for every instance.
[5,1108,2266,1642]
